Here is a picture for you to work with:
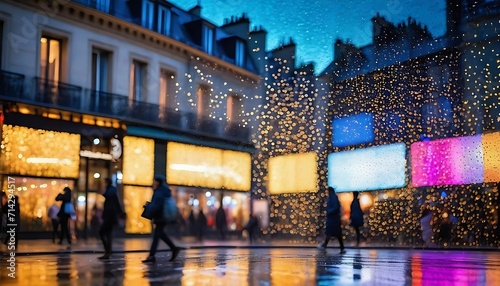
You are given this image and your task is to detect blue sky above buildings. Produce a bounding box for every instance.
[169,0,447,72]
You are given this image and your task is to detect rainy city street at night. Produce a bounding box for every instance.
[2,245,500,285]
[1,0,500,285]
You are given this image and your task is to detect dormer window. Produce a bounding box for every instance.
[202,25,214,55]
[158,6,171,35]
[235,39,245,67]
[142,0,154,30]
[94,0,110,13]
[221,37,246,67]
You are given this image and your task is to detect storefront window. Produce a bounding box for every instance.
[0,125,80,178]
[122,136,154,186]
[166,142,251,191]
[123,185,153,234]
[1,176,74,232]
[75,191,105,237]
[172,186,250,234]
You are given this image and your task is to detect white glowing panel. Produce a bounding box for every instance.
[268,152,318,194]
[328,143,407,192]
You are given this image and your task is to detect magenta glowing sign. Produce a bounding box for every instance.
[410,135,484,187]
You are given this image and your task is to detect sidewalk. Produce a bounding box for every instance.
[8,236,315,256]
[5,236,499,255]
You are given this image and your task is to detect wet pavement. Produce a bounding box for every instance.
[1,245,500,285]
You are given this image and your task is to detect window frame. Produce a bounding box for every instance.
[40,35,63,82]
[130,59,147,102]
[91,48,111,92]
[142,0,155,30]
[202,25,214,55]
[158,5,171,35]
[235,39,245,67]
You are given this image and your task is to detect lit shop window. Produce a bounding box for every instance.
[166,142,251,191]
[122,136,154,186]
[123,185,153,234]
[1,177,75,231]
[0,125,80,178]
[268,152,318,195]
[482,132,500,183]
[328,143,407,192]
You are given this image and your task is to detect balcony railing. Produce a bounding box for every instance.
[0,71,250,143]
[34,77,83,109]
[0,70,24,99]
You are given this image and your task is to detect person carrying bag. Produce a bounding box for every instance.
[142,175,181,263]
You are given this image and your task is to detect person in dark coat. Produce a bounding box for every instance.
[197,210,207,241]
[244,213,259,244]
[350,192,364,247]
[317,187,345,253]
[142,176,180,263]
[55,187,72,246]
[188,209,196,236]
[98,178,125,259]
[215,205,227,240]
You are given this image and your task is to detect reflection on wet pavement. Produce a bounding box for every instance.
[1,248,500,285]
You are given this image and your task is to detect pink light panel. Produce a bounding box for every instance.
[411,135,484,187]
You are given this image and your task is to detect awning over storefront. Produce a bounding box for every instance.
[126,125,256,153]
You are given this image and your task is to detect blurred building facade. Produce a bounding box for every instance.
[0,0,498,248]
[318,0,500,247]
[0,0,267,238]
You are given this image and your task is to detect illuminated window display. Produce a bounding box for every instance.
[1,176,75,231]
[328,143,407,192]
[173,186,250,232]
[75,191,105,235]
[332,113,375,147]
[122,185,153,234]
[166,142,251,191]
[411,135,483,187]
[122,136,154,186]
[0,125,80,178]
[268,152,318,194]
[482,132,500,183]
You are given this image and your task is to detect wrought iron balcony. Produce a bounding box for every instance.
[0,71,251,143]
[34,77,83,109]
[0,70,24,99]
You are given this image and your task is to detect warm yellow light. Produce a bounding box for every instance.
[122,136,154,186]
[123,185,153,234]
[1,177,75,231]
[166,142,251,191]
[268,152,318,194]
[47,113,60,119]
[271,249,317,284]
[483,132,500,182]
[0,125,80,178]
[18,107,31,114]
[222,150,251,191]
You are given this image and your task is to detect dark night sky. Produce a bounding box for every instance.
[169,0,447,72]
